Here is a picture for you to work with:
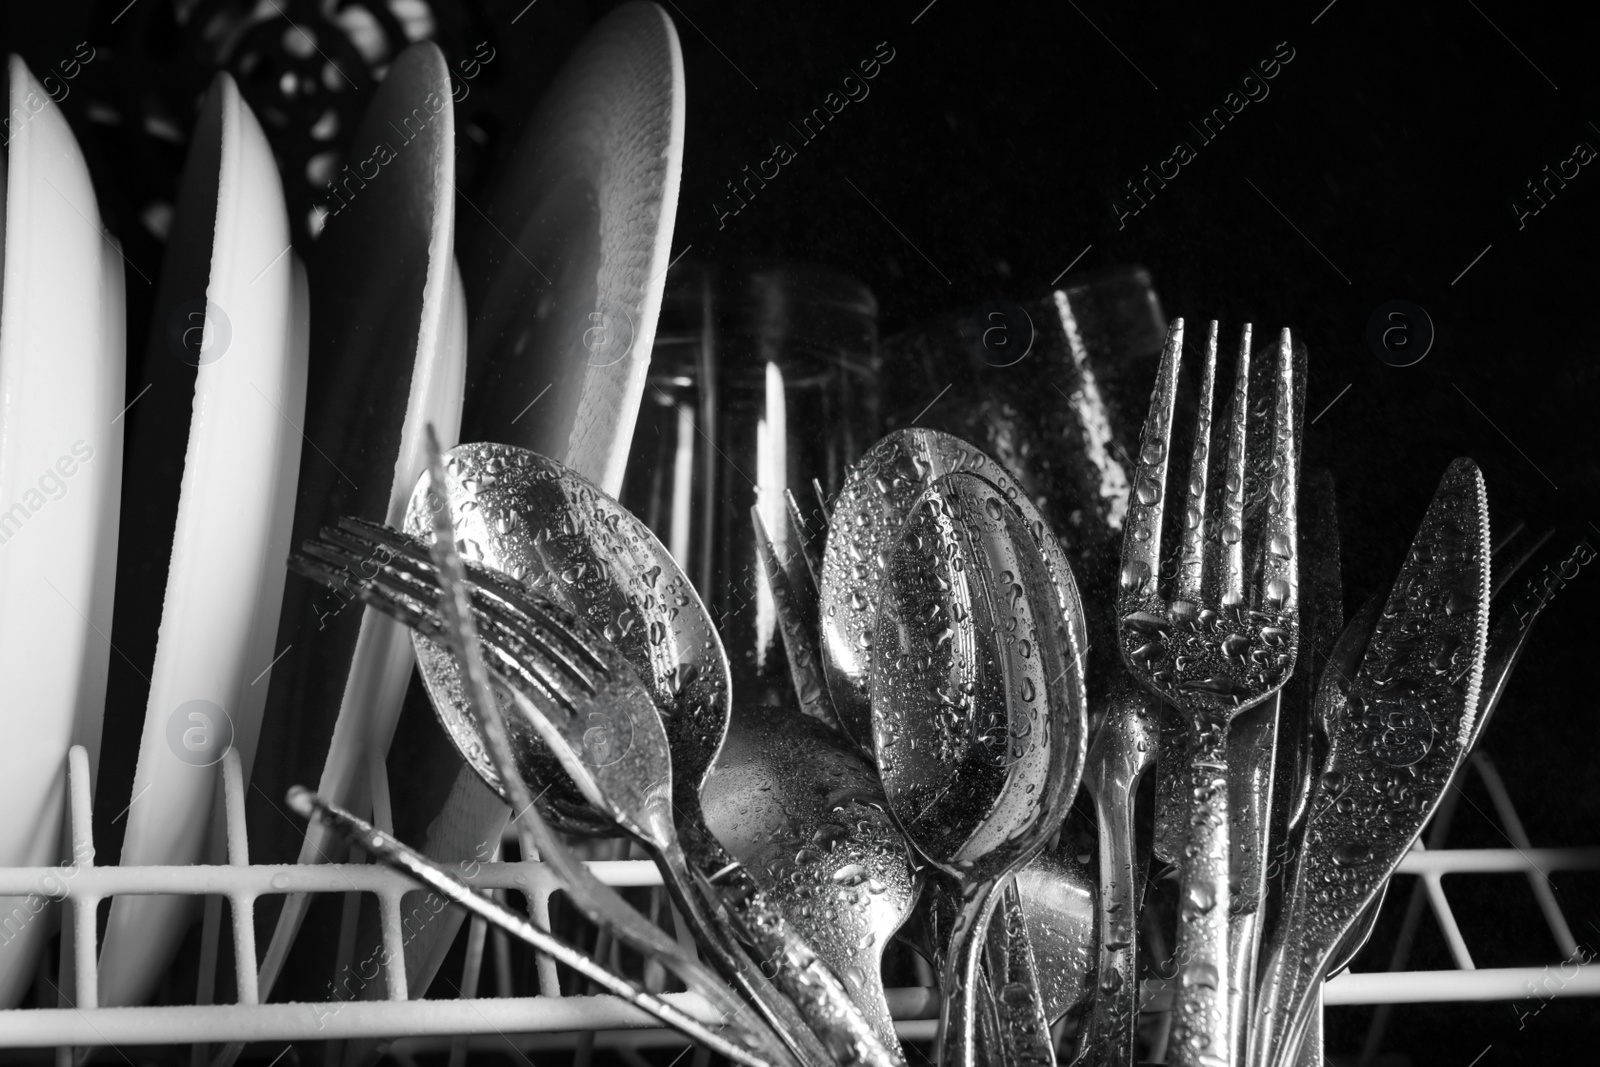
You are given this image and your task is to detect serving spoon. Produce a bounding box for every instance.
[872,470,1089,1067]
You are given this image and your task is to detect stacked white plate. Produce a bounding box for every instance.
[0,0,685,1015]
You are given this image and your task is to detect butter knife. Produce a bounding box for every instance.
[1247,457,1490,1067]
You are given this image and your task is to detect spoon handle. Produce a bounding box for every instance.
[652,842,840,1067]
[1168,711,1235,1067]
[659,839,904,1067]
[936,876,1007,1067]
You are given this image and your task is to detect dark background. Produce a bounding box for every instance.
[2,1,1596,1063]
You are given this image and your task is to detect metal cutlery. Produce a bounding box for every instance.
[744,507,921,1059]
[290,518,799,1050]
[1011,827,1097,1026]
[871,470,1089,1067]
[1115,318,1300,1067]
[400,442,861,1066]
[1075,677,1159,1066]
[1248,457,1490,1067]
[291,458,895,1067]
[702,706,920,1062]
[816,427,1093,1062]
[821,428,1087,757]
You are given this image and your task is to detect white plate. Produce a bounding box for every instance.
[459,0,685,494]
[96,72,308,1007]
[0,55,126,1008]
[245,40,467,1006]
[365,0,684,1021]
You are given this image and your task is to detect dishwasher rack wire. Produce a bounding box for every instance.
[1,745,1596,1061]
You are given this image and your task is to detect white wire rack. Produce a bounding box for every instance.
[1,746,1596,1059]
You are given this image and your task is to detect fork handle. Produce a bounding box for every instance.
[1169,711,1235,1067]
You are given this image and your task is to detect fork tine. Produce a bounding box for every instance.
[783,487,823,595]
[1214,324,1253,607]
[290,550,441,637]
[811,477,831,526]
[467,583,606,678]
[753,505,843,735]
[330,515,612,687]
[1120,318,1184,600]
[1258,327,1298,613]
[309,522,603,708]
[1175,321,1220,606]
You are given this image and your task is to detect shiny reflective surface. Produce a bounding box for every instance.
[872,470,1088,1067]
[1115,319,1301,1067]
[1250,458,1490,1067]
[403,442,731,837]
[1077,678,1158,1066]
[704,708,920,1059]
[1011,842,1095,1023]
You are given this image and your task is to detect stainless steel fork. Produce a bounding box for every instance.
[1115,318,1300,1067]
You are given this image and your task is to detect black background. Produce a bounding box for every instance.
[2,1,1597,1063]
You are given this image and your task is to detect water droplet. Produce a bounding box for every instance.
[1333,841,1374,867]
[1136,477,1163,506]
[1269,533,1293,559]
[832,863,868,887]
[1182,962,1219,990]
[1141,439,1167,465]
[1265,577,1290,607]
[1121,560,1151,593]
[1221,523,1243,545]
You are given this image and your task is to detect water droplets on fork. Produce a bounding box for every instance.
[1114,316,1301,1067]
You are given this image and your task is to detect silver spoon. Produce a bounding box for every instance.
[872,470,1089,1067]
[703,706,920,1062]
[742,508,922,1059]
[822,428,1079,755]
[820,428,1089,1062]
